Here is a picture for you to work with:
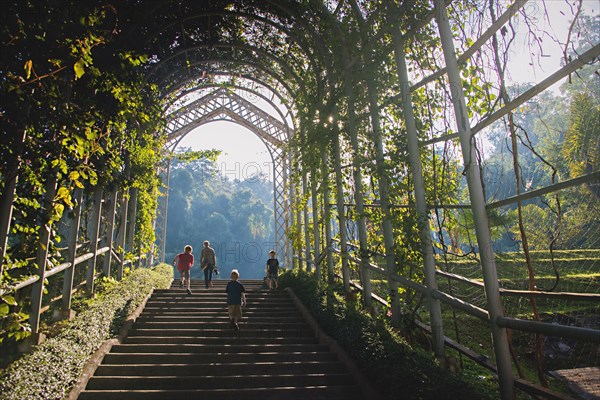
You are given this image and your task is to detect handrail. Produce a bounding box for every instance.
[12,247,110,291]
[435,269,600,301]
[325,255,584,400]
[311,249,600,343]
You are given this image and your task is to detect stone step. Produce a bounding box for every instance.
[102,351,339,364]
[136,315,304,323]
[123,336,318,345]
[111,343,329,353]
[145,298,293,305]
[140,307,297,314]
[78,385,364,400]
[132,330,314,339]
[133,321,308,330]
[86,373,354,390]
[94,360,348,376]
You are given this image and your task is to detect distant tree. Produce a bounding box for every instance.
[165,153,275,278]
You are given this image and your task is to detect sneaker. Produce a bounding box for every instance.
[179,281,184,288]
[186,288,192,295]
[234,323,240,331]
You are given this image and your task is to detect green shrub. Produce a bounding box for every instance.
[279,269,498,400]
[0,264,172,400]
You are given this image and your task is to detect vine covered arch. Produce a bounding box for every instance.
[1,1,598,399]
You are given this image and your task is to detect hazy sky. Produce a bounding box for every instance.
[177,121,274,182]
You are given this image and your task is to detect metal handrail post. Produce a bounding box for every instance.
[29,175,58,337]
[61,187,83,315]
[103,189,118,277]
[86,187,103,294]
[391,27,446,357]
[435,1,515,398]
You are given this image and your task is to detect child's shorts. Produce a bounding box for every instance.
[228,305,242,319]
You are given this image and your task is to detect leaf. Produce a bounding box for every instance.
[74,59,85,79]
[3,295,17,306]
[24,60,33,79]
[0,303,9,317]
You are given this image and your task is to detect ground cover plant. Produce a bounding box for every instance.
[279,269,499,400]
[0,264,172,400]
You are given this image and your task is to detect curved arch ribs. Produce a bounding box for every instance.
[159,87,293,265]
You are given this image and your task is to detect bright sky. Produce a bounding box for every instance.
[507,0,598,85]
[176,121,275,182]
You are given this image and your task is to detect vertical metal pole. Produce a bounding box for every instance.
[288,153,298,270]
[293,161,302,269]
[332,123,350,291]
[61,187,83,316]
[392,27,446,357]
[126,187,138,254]
[364,76,400,324]
[435,2,515,398]
[161,162,171,263]
[0,129,26,268]
[29,175,58,338]
[341,40,373,308]
[349,0,400,323]
[116,188,129,281]
[321,148,334,283]
[310,167,321,281]
[302,168,312,271]
[0,171,17,267]
[103,189,118,277]
[86,187,103,295]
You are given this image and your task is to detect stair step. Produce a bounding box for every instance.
[136,315,304,322]
[79,385,364,400]
[129,328,314,337]
[111,343,329,353]
[102,351,339,364]
[86,373,354,390]
[95,361,348,376]
[133,321,308,330]
[123,336,318,345]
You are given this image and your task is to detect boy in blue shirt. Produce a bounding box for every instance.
[225,269,246,331]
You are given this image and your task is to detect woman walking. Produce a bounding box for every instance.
[200,240,217,289]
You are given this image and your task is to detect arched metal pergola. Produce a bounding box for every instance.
[1,2,598,399]
[156,86,293,266]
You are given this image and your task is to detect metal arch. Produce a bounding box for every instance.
[163,73,298,125]
[164,83,296,134]
[165,88,289,149]
[157,59,298,105]
[159,87,291,267]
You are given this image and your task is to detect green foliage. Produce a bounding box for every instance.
[0,264,172,400]
[279,270,498,400]
[562,93,600,188]
[1,1,167,302]
[166,150,275,278]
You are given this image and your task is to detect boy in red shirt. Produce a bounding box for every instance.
[173,245,194,295]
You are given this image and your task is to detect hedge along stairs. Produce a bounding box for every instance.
[77,279,381,400]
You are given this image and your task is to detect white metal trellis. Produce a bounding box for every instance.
[156,87,292,267]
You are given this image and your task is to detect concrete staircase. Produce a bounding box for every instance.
[78,279,372,399]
